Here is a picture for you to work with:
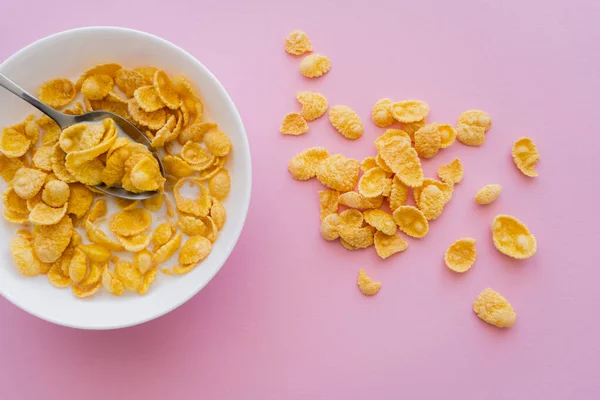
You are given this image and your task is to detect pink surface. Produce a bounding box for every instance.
[1,0,599,398]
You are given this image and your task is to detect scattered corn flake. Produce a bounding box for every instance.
[32,215,72,264]
[204,129,232,157]
[392,206,429,238]
[1,127,31,158]
[437,158,463,185]
[88,199,107,222]
[475,184,502,205]
[320,213,342,241]
[402,119,426,142]
[473,288,516,328]
[456,110,491,147]
[102,268,125,296]
[133,250,154,274]
[371,99,395,127]
[210,198,227,230]
[179,236,212,266]
[109,208,152,236]
[363,209,396,236]
[153,231,182,264]
[114,261,143,292]
[492,215,537,259]
[163,155,195,178]
[288,147,330,181]
[115,197,139,210]
[84,220,124,252]
[358,167,387,198]
[339,225,375,249]
[10,233,49,276]
[388,176,408,212]
[32,144,54,171]
[68,247,88,283]
[390,100,429,123]
[81,74,114,100]
[374,129,411,151]
[414,123,441,159]
[338,191,383,210]
[0,154,24,182]
[296,91,328,121]
[328,105,363,140]
[374,231,408,259]
[316,154,360,192]
[114,69,146,98]
[512,137,540,177]
[280,112,309,136]
[3,187,29,214]
[29,202,68,225]
[299,54,331,78]
[201,216,219,243]
[418,185,445,221]
[174,177,212,217]
[360,157,378,172]
[38,78,76,109]
[154,70,181,109]
[12,168,47,199]
[118,233,151,252]
[128,98,167,130]
[319,190,339,220]
[152,220,176,247]
[357,269,381,296]
[142,193,164,212]
[445,238,477,273]
[414,178,453,206]
[378,137,424,187]
[458,110,492,130]
[79,244,112,263]
[42,179,70,207]
[285,30,312,55]
[438,124,456,149]
[176,214,206,237]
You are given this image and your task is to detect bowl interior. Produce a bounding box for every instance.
[0,27,251,329]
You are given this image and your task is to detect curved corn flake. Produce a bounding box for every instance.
[76,63,122,89]
[134,85,165,112]
[102,268,125,296]
[81,74,114,100]
[338,191,383,210]
[204,129,232,157]
[137,267,158,294]
[163,155,194,178]
[358,167,387,198]
[402,119,426,142]
[371,99,395,127]
[10,233,49,276]
[390,100,429,123]
[109,208,152,236]
[339,225,375,249]
[113,69,146,98]
[280,112,309,135]
[117,233,151,252]
[153,231,182,264]
[357,269,381,296]
[414,178,453,205]
[179,236,212,266]
[42,179,70,207]
[134,66,157,82]
[445,238,477,273]
[178,122,216,145]
[288,147,330,181]
[1,128,31,158]
[51,144,76,183]
[142,193,164,212]
[32,215,72,263]
[4,208,29,224]
[38,78,76,109]
[202,215,219,243]
[437,158,463,185]
[418,185,445,221]
[153,70,181,109]
[26,191,42,211]
[475,184,502,205]
[473,288,516,328]
[152,220,176,247]
[379,137,423,187]
[328,105,363,140]
[84,220,124,251]
[37,116,61,145]
[360,157,378,173]
[320,213,342,241]
[414,123,441,159]
[114,261,142,292]
[299,54,331,78]
[63,102,85,116]
[29,202,67,225]
[285,30,312,55]
[316,154,360,192]
[492,215,537,259]
[79,244,112,263]
[319,190,339,220]
[78,261,106,288]
[456,110,491,147]
[115,198,139,211]
[438,124,456,148]
[181,142,212,165]
[374,129,411,151]
[68,247,88,283]
[512,137,540,177]
[66,158,104,186]
[128,98,167,130]
[72,282,101,298]
[392,206,429,238]
[12,168,47,199]
[173,177,211,217]
[89,91,129,118]
[388,176,408,211]
[374,231,408,259]
[3,187,28,214]
[296,91,328,121]
[208,169,230,200]
[151,114,178,148]
[210,198,227,230]
[48,260,72,288]
[129,156,165,192]
[0,154,24,182]
[176,214,206,237]
[32,144,54,172]
[133,250,154,275]
[364,209,396,236]
[67,183,93,217]
[88,199,107,222]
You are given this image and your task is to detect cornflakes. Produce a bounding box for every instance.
[115,198,139,211]
[179,236,212,266]
[339,225,375,249]
[319,190,339,220]
[151,114,177,148]
[363,209,396,236]
[181,142,212,165]
[12,167,46,199]
[475,184,502,205]
[299,54,331,78]
[174,177,211,217]
[114,69,146,97]
[84,220,124,252]
[38,78,76,109]
[473,288,516,328]
[102,268,125,296]
[357,269,381,296]
[178,122,216,145]
[128,98,167,130]
[118,233,151,252]
[163,155,195,178]
[134,250,154,274]
[296,91,328,121]
[10,233,49,276]
[28,202,68,225]
[142,193,164,212]
[371,99,394,127]
[390,100,429,123]
[418,185,445,221]
[339,209,364,227]
[413,179,453,205]
[378,137,423,187]
[374,231,408,259]
[360,157,378,172]
[316,154,360,192]
[414,123,441,159]
[374,129,411,151]
[338,191,383,210]
[72,282,102,298]
[176,214,206,237]
[79,244,112,263]
[153,231,182,264]
[285,30,312,55]
[492,215,537,259]
[438,124,456,149]
[4,209,29,224]
[3,187,28,214]
[134,66,158,82]
[204,129,232,157]
[210,198,227,230]
[48,261,72,288]
[114,261,143,292]
[288,147,330,180]
[32,144,54,171]
[42,179,70,207]
[456,110,491,147]
[75,63,122,89]
[320,213,342,241]
[358,167,387,198]
[392,206,429,238]
[109,208,152,236]
[30,215,72,264]
[81,74,114,100]
[129,156,165,192]
[152,220,176,247]
[437,158,463,185]
[445,238,477,273]
[328,105,363,140]
[388,176,408,212]
[154,70,181,109]
[512,137,540,177]
[1,127,31,158]
[88,199,107,222]
[68,247,88,283]
[133,85,165,112]
[0,154,24,182]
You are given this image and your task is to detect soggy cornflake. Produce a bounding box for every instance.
[357,269,381,296]
[118,233,151,252]
[475,184,502,205]
[319,190,339,220]
[285,30,312,55]
[152,221,176,247]
[178,236,212,269]
[208,170,230,200]
[473,288,516,328]
[280,112,309,136]
[288,147,330,181]
[296,91,328,121]
[392,206,429,238]
[414,123,441,159]
[299,54,331,78]
[378,137,423,187]
[512,137,540,177]
[32,216,72,265]
[390,100,429,123]
[38,78,76,109]
[163,155,195,178]
[363,209,396,236]
[133,250,154,275]
[316,154,360,192]
[210,198,226,230]
[437,158,463,185]
[492,215,537,259]
[67,183,93,218]
[374,231,408,259]
[102,268,125,296]
[445,238,477,273]
[174,177,212,217]
[328,105,363,140]
[79,244,112,263]
[114,261,143,292]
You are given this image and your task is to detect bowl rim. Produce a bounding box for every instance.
[0,26,253,330]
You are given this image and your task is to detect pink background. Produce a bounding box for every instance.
[1,0,599,399]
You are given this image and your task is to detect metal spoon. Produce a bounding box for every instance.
[0,72,164,200]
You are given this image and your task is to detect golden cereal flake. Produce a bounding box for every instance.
[360,157,378,173]
[78,260,106,287]
[204,129,232,157]
[475,184,502,205]
[29,202,68,225]
[12,167,47,199]
[137,267,158,294]
[38,78,76,109]
[152,220,176,247]
[179,236,212,266]
[288,147,330,181]
[88,199,107,222]
[10,233,50,276]
[72,282,101,298]
[115,198,139,211]
[280,112,309,136]
[117,233,151,253]
[68,247,88,284]
[154,70,181,109]
[142,193,164,212]
[299,54,331,78]
[81,74,114,100]
[445,238,477,273]
[3,187,29,214]
[319,190,339,220]
[135,66,158,83]
[320,213,342,241]
[413,179,453,206]
[129,156,165,192]
[208,169,230,200]
[114,261,143,292]
[456,110,491,147]
[338,191,383,210]
[76,63,122,89]
[374,231,408,259]
[79,244,112,263]
[357,269,381,296]
[151,114,178,148]
[178,122,216,145]
[181,142,213,165]
[418,185,445,221]
[109,208,152,236]
[42,179,70,207]
[134,85,165,112]
[128,98,167,130]
[437,158,463,185]
[402,119,426,142]
[438,124,456,148]
[390,100,429,123]
[174,177,212,217]
[0,127,31,158]
[102,268,125,296]
[374,129,411,151]
[363,209,396,236]
[388,176,409,211]
[338,225,375,249]
[414,123,441,159]
[163,155,195,178]
[378,137,423,187]
[210,198,227,230]
[473,288,516,328]
[0,154,24,182]
[358,167,387,198]
[328,105,363,140]
[3,209,30,224]
[296,91,328,121]
[153,232,182,264]
[339,209,364,227]
[392,206,429,238]
[32,144,54,171]
[32,216,73,263]
[512,137,540,177]
[48,260,72,288]
[285,30,313,55]
[133,250,154,274]
[63,102,85,115]
[201,216,219,243]
[492,215,537,259]
[316,154,360,192]
[371,99,395,127]
[114,69,146,98]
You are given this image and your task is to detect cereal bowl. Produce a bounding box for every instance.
[0,27,252,329]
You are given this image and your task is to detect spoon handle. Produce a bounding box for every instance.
[0,72,72,128]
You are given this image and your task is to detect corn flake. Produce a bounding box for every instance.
[88,199,107,222]
[10,233,50,276]
[163,155,195,178]
[371,99,395,127]
[378,137,423,187]
[142,193,164,212]
[81,74,114,100]
[328,105,363,140]
[414,123,441,159]
[358,167,387,198]
[174,177,211,217]
[288,147,330,181]
[390,100,429,123]
[118,233,151,252]
[392,206,429,238]
[363,209,396,236]
[153,231,182,264]
[0,154,24,182]
[512,137,540,177]
[133,250,154,274]
[456,110,491,147]
[109,208,152,236]
[38,78,76,109]
[473,288,516,328]
[208,170,231,200]
[102,268,125,296]
[338,191,383,210]
[210,198,227,230]
[29,202,67,225]
[319,190,339,220]
[12,167,46,199]
[388,176,408,211]
[320,213,342,241]
[179,236,212,266]
[445,238,476,273]
[153,70,181,109]
[83,220,124,252]
[413,178,453,206]
[68,247,88,283]
[285,30,312,55]
[360,157,378,172]
[152,221,176,247]
[374,129,411,151]
[41,179,70,207]
[32,144,54,171]
[48,260,72,288]
[475,184,502,205]
[374,231,408,259]
[357,269,381,296]
[114,261,143,292]
[204,129,232,157]
[296,91,328,121]
[438,124,456,148]
[79,244,112,263]
[492,215,537,259]
[128,98,167,130]
[437,158,463,185]
[316,154,360,192]
[418,185,445,221]
[176,215,206,237]
[3,187,28,214]
[299,54,331,78]
[178,122,216,145]
[1,127,31,158]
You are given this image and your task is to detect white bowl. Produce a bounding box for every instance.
[0,27,252,329]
